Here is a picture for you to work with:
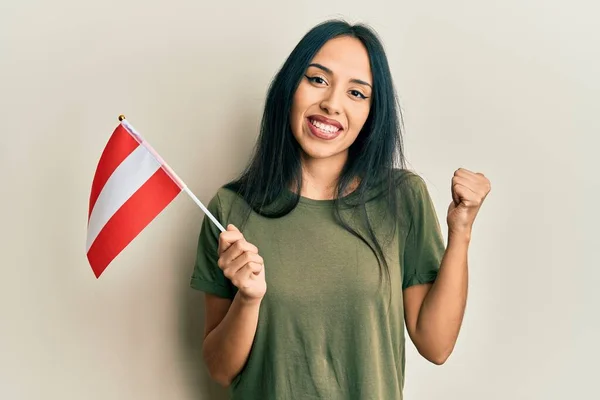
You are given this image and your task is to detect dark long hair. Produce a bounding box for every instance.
[225,19,408,291]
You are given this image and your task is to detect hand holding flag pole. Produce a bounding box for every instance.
[86,115,225,278]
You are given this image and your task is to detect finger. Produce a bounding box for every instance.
[451,175,464,205]
[454,168,468,177]
[455,176,491,200]
[229,261,264,288]
[246,261,264,275]
[228,252,263,272]
[227,224,240,232]
[221,239,259,266]
[235,262,264,280]
[455,168,490,183]
[218,227,244,255]
[231,264,263,289]
[223,252,264,279]
[454,168,483,184]
[452,183,480,207]
[454,167,478,175]
[452,176,479,196]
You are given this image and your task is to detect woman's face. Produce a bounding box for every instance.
[290,36,373,163]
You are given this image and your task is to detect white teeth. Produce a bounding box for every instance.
[310,119,340,133]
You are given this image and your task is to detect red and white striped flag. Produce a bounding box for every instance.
[86,116,224,278]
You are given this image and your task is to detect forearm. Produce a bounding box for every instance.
[203,293,261,386]
[415,230,470,363]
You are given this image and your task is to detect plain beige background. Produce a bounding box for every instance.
[1,0,598,399]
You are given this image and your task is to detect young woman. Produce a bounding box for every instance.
[190,19,491,400]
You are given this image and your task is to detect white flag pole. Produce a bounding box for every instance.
[118,115,226,233]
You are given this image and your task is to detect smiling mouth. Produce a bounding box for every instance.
[306,117,343,140]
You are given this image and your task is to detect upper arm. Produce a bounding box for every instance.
[204,293,232,339]
[401,174,445,291]
[403,283,432,340]
[400,173,444,336]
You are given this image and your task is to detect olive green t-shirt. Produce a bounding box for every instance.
[190,171,446,400]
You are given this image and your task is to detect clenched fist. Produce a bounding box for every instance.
[447,168,491,236]
[217,224,267,303]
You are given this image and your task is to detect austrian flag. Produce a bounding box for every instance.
[86,117,186,278]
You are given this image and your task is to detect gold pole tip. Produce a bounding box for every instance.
[118,114,126,121]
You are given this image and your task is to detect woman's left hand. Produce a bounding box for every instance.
[447,168,491,236]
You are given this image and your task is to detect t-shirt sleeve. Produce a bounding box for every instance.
[189,191,236,299]
[402,175,446,290]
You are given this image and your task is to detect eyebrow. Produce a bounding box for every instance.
[308,63,372,89]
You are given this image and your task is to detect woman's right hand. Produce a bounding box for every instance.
[217,224,266,303]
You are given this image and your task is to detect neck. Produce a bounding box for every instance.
[297,152,351,200]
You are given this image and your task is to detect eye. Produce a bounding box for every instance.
[349,89,368,100]
[305,75,327,85]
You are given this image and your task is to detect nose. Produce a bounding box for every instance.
[319,87,343,115]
